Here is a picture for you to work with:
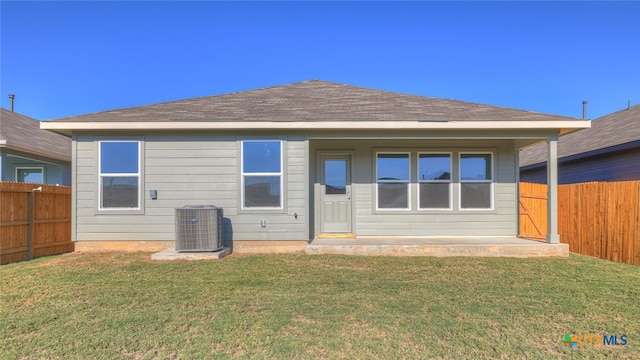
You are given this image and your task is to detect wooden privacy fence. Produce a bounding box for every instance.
[519,181,640,266]
[1,182,73,265]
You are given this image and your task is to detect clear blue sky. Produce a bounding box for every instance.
[1,1,639,121]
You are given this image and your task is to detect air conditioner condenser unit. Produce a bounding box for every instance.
[175,205,224,252]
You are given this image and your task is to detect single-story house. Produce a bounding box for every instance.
[520,104,640,184]
[41,80,590,253]
[1,108,71,185]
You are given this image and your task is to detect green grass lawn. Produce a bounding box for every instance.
[1,253,639,359]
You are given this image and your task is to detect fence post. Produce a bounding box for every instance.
[26,192,35,260]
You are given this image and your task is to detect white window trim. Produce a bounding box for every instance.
[98,140,141,211]
[417,152,452,211]
[15,166,45,184]
[241,140,284,210]
[375,152,411,211]
[458,152,494,211]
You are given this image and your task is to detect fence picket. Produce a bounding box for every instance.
[519,181,640,266]
[1,182,73,265]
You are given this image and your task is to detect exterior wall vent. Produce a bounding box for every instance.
[175,205,224,252]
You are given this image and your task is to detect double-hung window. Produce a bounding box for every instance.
[376,153,410,210]
[459,153,493,210]
[242,141,283,209]
[99,141,141,210]
[418,153,452,209]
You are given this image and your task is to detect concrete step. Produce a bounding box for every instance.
[306,238,569,257]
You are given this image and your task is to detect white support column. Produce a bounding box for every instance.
[546,135,560,244]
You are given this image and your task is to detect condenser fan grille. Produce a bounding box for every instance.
[175,205,223,252]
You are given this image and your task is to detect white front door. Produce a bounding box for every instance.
[319,154,352,233]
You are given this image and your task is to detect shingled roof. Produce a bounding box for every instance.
[51,80,577,123]
[0,108,71,162]
[520,104,640,168]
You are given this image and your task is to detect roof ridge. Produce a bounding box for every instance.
[46,80,585,123]
[299,81,581,120]
[50,79,581,121]
[49,79,325,121]
[1,107,42,119]
[591,103,640,121]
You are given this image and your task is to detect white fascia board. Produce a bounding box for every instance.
[41,120,591,132]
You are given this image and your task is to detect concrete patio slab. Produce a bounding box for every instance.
[151,247,231,261]
[306,236,569,257]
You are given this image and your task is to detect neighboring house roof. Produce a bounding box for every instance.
[42,80,589,135]
[520,104,640,168]
[0,108,72,162]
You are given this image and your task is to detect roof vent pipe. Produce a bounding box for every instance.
[582,101,587,119]
[629,100,631,110]
[9,94,15,112]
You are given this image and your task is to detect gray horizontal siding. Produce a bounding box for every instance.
[78,232,176,241]
[520,147,640,184]
[1,155,70,185]
[74,134,520,243]
[73,136,98,218]
[74,135,309,242]
[311,139,518,237]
